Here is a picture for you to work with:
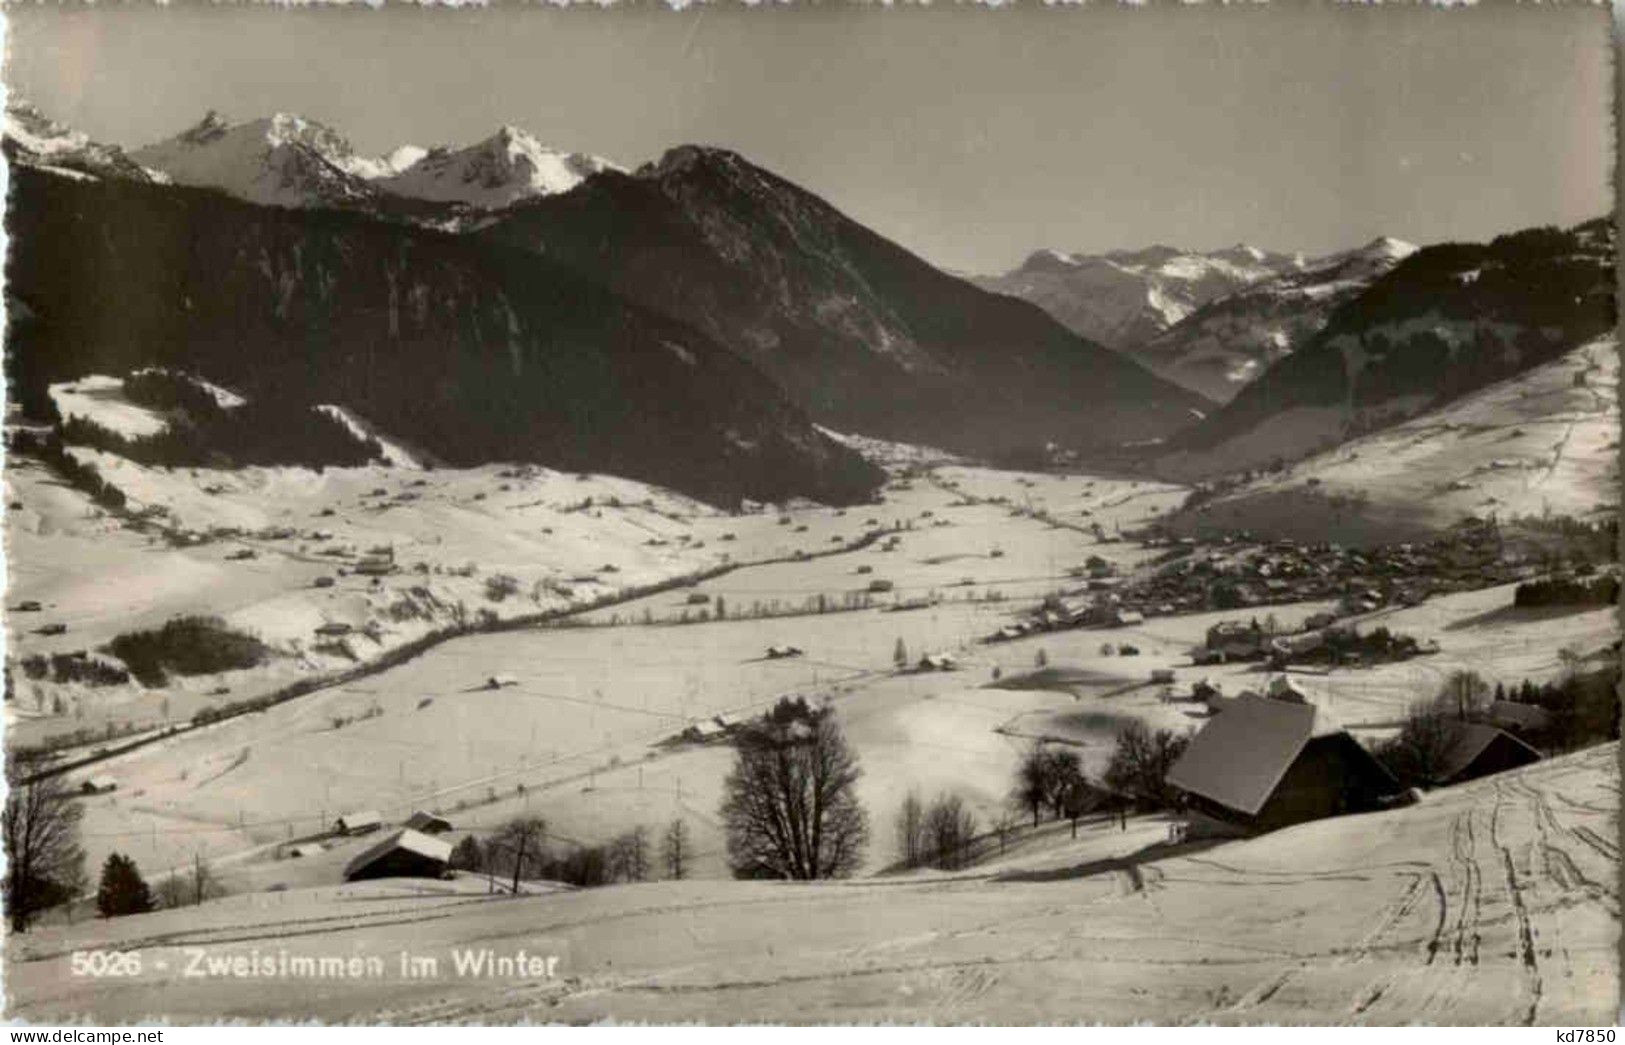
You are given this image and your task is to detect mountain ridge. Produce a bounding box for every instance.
[478,143,1210,460]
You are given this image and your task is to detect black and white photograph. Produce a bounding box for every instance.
[0,1,1617,1026]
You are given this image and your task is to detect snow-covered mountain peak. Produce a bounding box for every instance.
[1359,236,1419,261]
[377,125,622,208]
[132,111,379,208]
[4,97,166,184]
[177,109,232,146]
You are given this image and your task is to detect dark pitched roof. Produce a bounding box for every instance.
[405,810,453,833]
[1436,723,1541,784]
[343,828,453,880]
[1165,693,1317,816]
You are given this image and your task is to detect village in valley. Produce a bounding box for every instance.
[0,6,1618,1025]
[3,407,1619,1022]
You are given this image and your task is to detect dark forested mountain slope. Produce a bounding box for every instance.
[477,146,1208,460]
[5,167,882,507]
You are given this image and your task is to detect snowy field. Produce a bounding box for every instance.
[9,743,1616,1024]
[46,520,1615,896]
[43,469,1180,885]
[7,411,1618,1025]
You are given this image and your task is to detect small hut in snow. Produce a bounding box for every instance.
[404,811,454,834]
[334,810,383,835]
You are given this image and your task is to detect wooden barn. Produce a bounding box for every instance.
[334,809,383,835]
[1166,693,1400,834]
[1433,723,1541,787]
[343,828,453,882]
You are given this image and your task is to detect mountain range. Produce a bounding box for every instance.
[973,243,1304,352]
[6,101,1610,512]
[3,103,1206,504]
[127,110,622,213]
[1150,218,1614,481]
[974,237,1419,403]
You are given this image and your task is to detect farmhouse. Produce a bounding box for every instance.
[1166,694,1399,834]
[342,828,453,882]
[334,810,383,835]
[1205,621,1266,660]
[354,548,396,576]
[1433,724,1542,787]
[404,810,454,834]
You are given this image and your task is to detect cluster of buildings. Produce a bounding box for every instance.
[994,521,1537,645]
[1165,687,1544,837]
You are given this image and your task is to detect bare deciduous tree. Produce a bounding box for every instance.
[1040,748,1083,819]
[662,818,690,880]
[3,759,85,932]
[1378,699,1467,788]
[992,808,1019,856]
[923,792,978,870]
[721,697,868,880]
[490,817,547,894]
[189,853,224,907]
[1013,744,1049,827]
[1103,721,1190,809]
[896,790,926,868]
[609,826,650,882]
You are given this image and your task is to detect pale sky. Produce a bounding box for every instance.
[3,2,1612,274]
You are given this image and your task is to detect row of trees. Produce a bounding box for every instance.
[713,694,1207,881]
[1512,574,1619,608]
[449,816,695,890]
[896,791,984,871]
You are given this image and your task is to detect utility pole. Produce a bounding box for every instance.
[510,831,527,897]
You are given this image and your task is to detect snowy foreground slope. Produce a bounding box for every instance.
[7,744,1615,1024]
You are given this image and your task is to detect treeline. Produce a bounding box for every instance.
[1493,670,1619,754]
[59,382,386,470]
[1512,574,1619,609]
[8,428,129,512]
[18,651,130,687]
[106,615,271,689]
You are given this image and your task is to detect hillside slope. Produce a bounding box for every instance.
[478,146,1209,460]
[1162,336,1619,544]
[1154,220,1614,482]
[7,744,1615,1024]
[4,166,881,507]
